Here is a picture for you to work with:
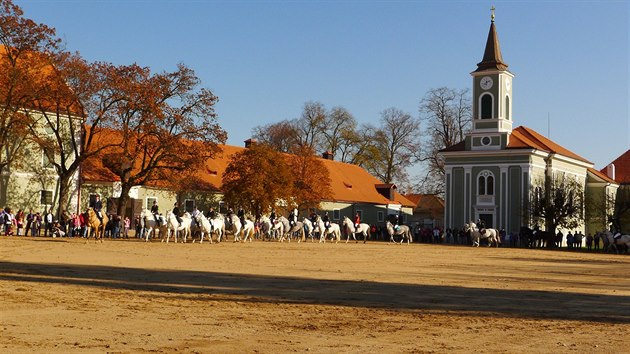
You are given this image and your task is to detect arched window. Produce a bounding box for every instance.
[505,95,510,120]
[481,94,493,119]
[478,170,494,196]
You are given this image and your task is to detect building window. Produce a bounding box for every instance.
[377,211,384,222]
[42,150,53,169]
[333,209,340,220]
[478,170,494,196]
[481,94,493,119]
[505,95,510,120]
[184,199,195,213]
[40,190,53,205]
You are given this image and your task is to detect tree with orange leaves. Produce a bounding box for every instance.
[222,143,293,217]
[0,0,61,206]
[100,63,227,216]
[288,145,332,211]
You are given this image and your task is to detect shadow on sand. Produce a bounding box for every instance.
[1,261,628,324]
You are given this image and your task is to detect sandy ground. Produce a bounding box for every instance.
[0,236,628,353]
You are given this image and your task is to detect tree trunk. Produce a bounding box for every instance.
[116,183,133,217]
[55,172,73,221]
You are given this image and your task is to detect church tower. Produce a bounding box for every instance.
[468,8,514,150]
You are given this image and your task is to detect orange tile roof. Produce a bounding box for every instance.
[404,194,445,209]
[587,167,617,184]
[601,149,630,184]
[508,126,591,163]
[440,126,592,165]
[81,131,415,207]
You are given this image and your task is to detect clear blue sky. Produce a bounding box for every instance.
[17,0,629,171]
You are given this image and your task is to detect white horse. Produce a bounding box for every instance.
[191,212,214,244]
[602,231,630,253]
[166,211,192,243]
[314,215,340,243]
[302,217,315,242]
[257,215,273,241]
[275,216,304,242]
[140,209,167,242]
[385,221,412,244]
[464,222,500,247]
[228,214,254,242]
[342,216,371,243]
[272,218,284,241]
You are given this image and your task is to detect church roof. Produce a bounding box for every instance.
[439,126,592,164]
[601,149,630,184]
[474,21,509,73]
[508,126,591,163]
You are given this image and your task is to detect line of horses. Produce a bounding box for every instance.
[82,208,415,245]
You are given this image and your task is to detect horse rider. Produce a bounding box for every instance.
[150,200,159,222]
[206,207,216,231]
[94,195,103,223]
[191,206,200,228]
[354,212,361,229]
[237,207,245,227]
[288,208,298,227]
[322,212,330,229]
[172,202,182,225]
[270,209,276,224]
[226,208,234,227]
[393,214,400,231]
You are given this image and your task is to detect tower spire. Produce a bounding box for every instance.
[474,7,508,72]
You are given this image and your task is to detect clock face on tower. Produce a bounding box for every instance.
[480,76,493,90]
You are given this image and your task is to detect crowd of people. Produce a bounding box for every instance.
[0,206,130,239]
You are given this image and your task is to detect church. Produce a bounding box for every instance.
[439,12,618,236]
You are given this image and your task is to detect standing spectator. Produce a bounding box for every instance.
[31,212,41,236]
[134,215,142,239]
[123,216,130,238]
[4,207,15,236]
[586,233,593,251]
[15,210,24,236]
[574,231,583,249]
[44,209,53,237]
[25,210,34,237]
[566,231,574,249]
[594,232,601,251]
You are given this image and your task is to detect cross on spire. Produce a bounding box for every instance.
[491,6,495,22]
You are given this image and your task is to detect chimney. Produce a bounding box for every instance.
[322,151,334,160]
[606,163,616,181]
[244,138,257,148]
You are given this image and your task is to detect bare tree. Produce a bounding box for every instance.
[366,108,421,185]
[418,87,471,194]
[251,119,298,153]
[320,106,356,159]
[530,171,585,235]
[294,101,326,151]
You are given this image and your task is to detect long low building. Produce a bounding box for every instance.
[80,139,416,226]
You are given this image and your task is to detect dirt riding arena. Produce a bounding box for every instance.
[1,236,628,353]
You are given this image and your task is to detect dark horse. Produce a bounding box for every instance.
[520,226,555,248]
